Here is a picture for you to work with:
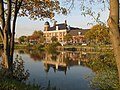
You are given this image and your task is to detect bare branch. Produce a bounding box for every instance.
[63,0,74,12]
[17,0,23,11]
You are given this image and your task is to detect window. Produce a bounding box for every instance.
[78,32,81,35]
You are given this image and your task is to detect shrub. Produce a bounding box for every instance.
[34,44,44,50]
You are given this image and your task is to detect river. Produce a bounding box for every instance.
[12,49,95,90]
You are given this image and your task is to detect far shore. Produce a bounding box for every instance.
[14,43,112,52]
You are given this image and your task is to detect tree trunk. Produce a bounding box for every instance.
[108,0,120,83]
[0,0,13,71]
[2,26,12,70]
[0,0,22,71]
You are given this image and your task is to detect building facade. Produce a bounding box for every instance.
[43,20,68,43]
[43,20,89,44]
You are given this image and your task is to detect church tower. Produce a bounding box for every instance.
[44,21,50,31]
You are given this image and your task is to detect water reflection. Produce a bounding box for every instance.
[0,48,119,90]
[22,49,90,73]
[16,49,94,90]
[43,51,89,75]
[18,49,46,61]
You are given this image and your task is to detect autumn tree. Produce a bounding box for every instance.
[85,24,110,45]
[108,0,120,83]
[30,30,45,43]
[64,33,72,44]
[0,0,67,70]
[66,0,120,83]
[18,35,27,44]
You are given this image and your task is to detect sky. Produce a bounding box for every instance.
[16,1,109,38]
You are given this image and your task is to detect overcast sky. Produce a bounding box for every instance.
[16,1,109,38]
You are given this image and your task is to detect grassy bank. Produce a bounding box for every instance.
[15,44,112,52]
[0,54,57,90]
[14,44,27,49]
[0,77,40,90]
[15,44,45,50]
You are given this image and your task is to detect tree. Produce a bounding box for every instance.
[85,24,110,45]
[18,35,27,44]
[0,0,67,70]
[51,36,58,42]
[108,0,120,83]
[29,30,45,43]
[84,52,119,89]
[63,33,72,44]
[67,0,120,83]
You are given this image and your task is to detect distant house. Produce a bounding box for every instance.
[43,20,89,44]
[68,28,89,44]
[43,20,68,43]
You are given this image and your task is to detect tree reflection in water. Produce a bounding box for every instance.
[15,49,120,90]
[18,49,46,61]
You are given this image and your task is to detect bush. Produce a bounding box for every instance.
[45,42,61,53]
[0,55,40,90]
[26,44,44,50]
[34,44,44,50]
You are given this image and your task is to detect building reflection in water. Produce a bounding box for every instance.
[43,51,88,75]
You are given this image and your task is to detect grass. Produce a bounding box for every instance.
[14,44,27,49]
[0,77,40,90]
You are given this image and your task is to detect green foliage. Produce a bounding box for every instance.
[63,34,72,43]
[51,36,58,42]
[45,42,61,53]
[0,55,40,90]
[84,52,119,89]
[14,44,27,49]
[34,44,44,50]
[0,55,30,81]
[18,36,27,44]
[26,44,44,50]
[0,78,40,90]
[0,76,58,90]
[85,52,116,71]
[54,42,61,46]
[90,69,119,90]
[13,55,30,81]
[2,0,67,20]
[85,24,110,45]
[0,54,59,90]
[20,0,67,20]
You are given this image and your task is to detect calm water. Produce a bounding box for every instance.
[13,50,94,90]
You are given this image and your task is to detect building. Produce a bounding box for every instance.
[43,20,68,43]
[43,20,89,44]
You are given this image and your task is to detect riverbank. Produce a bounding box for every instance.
[14,44,27,49]
[0,45,116,90]
[0,77,40,90]
[14,44,112,52]
[57,45,112,52]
